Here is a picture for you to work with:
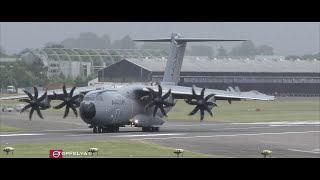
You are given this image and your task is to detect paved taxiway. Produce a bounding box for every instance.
[1,112,320,158]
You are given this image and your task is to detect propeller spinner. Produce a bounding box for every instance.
[143,84,174,117]
[19,87,47,120]
[53,84,81,118]
[185,87,217,121]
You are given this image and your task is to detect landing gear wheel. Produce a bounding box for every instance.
[98,127,102,133]
[110,126,119,133]
[142,127,152,132]
[93,127,98,133]
[102,128,108,133]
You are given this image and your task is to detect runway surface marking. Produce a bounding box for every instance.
[65,133,186,137]
[112,133,186,138]
[231,121,320,125]
[211,126,273,131]
[165,121,320,127]
[287,149,320,154]
[270,125,320,127]
[0,133,45,137]
[131,130,320,140]
[43,129,89,132]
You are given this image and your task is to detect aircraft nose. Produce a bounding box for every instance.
[80,102,96,122]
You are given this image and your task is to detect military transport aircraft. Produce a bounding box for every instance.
[0,33,275,133]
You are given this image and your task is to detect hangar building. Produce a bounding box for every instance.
[98,58,320,97]
[19,48,166,78]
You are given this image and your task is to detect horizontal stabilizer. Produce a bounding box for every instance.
[133,39,172,42]
[133,38,247,42]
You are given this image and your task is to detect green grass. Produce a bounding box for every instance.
[0,125,29,132]
[0,140,227,158]
[0,93,23,98]
[165,99,320,123]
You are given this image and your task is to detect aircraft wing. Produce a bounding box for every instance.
[142,85,275,101]
[0,86,98,101]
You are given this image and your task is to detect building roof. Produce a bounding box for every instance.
[125,58,320,73]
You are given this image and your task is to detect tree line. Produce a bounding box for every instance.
[0,57,96,89]
[46,32,136,50]
[44,32,275,59]
[285,53,320,60]
[2,32,319,60]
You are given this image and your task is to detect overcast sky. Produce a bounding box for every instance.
[0,22,319,56]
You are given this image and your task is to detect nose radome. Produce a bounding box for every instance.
[80,102,96,122]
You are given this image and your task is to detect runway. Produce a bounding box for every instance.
[1,112,320,158]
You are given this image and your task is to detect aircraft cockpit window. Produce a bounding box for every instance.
[84,96,96,102]
[96,96,104,102]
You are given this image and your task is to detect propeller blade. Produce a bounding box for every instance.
[20,104,31,113]
[157,84,162,97]
[185,99,198,105]
[53,91,64,101]
[74,101,81,107]
[204,101,217,106]
[188,106,200,116]
[34,87,38,99]
[20,87,49,120]
[19,99,30,103]
[69,87,76,98]
[54,84,82,118]
[201,88,206,98]
[186,87,216,121]
[146,87,157,98]
[159,105,167,117]
[153,106,159,117]
[63,84,68,98]
[63,106,70,119]
[162,101,174,107]
[23,90,33,100]
[144,101,155,111]
[36,91,47,103]
[145,85,174,118]
[160,89,171,101]
[36,108,44,119]
[70,105,78,117]
[29,108,35,120]
[204,106,213,117]
[192,87,197,97]
[200,109,205,121]
[53,101,68,109]
[203,94,215,102]
[70,94,80,101]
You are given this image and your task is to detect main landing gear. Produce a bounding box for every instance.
[92,126,119,133]
[142,127,159,132]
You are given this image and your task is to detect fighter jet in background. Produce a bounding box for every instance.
[0,33,275,133]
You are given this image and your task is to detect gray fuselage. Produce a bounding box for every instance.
[79,85,174,128]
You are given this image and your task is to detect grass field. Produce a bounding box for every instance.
[0,140,227,158]
[165,99,320,123]
[0,125,29,132]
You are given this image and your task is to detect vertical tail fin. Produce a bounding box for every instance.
[134,33,247,86]
[163,33,187,85]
